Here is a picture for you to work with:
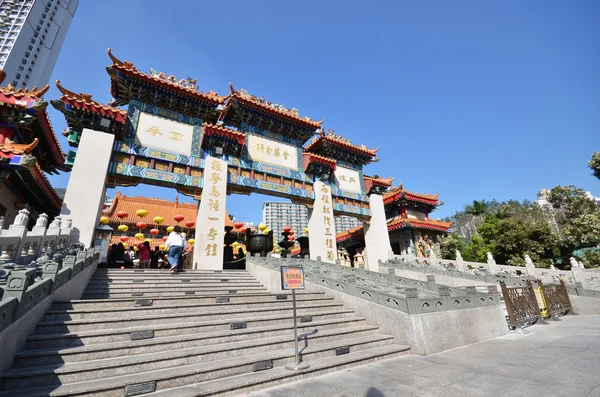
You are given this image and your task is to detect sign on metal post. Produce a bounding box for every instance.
[281,266,310,371]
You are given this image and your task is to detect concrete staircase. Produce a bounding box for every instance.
[0,269,410,396]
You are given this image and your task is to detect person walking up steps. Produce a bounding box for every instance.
[165,225,186,273]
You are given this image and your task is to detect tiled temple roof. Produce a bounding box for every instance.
[304,129,379,158]
[387,216,452,233]
[55,80,127,123]
[363,175,394,188]
[105,192,233,228]
[107,49,226,105]
[302,152,337,169]
[228,83,323,129]
[202,122,246,145]
[383,184,440,206]
[336,217,452,243]
[0,76,65,169]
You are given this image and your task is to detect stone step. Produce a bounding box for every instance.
[52,291,325,310]
[34,303,347,334]
[0,336,408,396]
[80,287,269,299]
[19,322,379,367]
[148,344,409,397]
[93,269,248,274]
[43,296,335,321]
[86,275,258,283]
[84,281,264,289]
[2,326,388,389]
[24,314,362,350]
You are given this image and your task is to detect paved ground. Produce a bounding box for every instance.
[243,315,600,397]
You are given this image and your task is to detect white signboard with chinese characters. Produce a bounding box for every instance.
[136,112,193,155]
[334,166,362,194]
[247,134,299,170]
[308,181,338,263]
[193,156,227,270]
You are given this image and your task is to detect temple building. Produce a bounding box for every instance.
[337,183,452,258]
[104,192,233,247]
[0,71,64,226]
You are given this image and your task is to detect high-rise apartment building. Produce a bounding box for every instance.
[0,0,78,89]
[262,202,308,237]
[335,215,362,234]
[262,202,363,237]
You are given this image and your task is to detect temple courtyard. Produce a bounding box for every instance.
[244,315,600,397]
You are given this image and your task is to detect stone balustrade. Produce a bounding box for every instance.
[0,210,73,266]
[248,256,501,315]
[387,250,600,294]
[0,244,100,331]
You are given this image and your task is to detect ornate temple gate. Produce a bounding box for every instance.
[499,280,542,329]
[54,50,394,270]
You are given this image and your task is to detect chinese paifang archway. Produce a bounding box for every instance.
[52,49,445,270]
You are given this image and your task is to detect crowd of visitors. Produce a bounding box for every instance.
[106,233,192,271]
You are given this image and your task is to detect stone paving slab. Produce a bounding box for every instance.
[243,315,600,397]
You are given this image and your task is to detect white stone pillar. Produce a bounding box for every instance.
[308,181,337,263]
[363,193,393,271]
[455,250,466,272]
[524,255,537,277]
[61,128,114,248]
[193,156,227,270]
[486,252,498,274]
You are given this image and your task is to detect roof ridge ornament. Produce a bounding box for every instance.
[229,82,323,125]
[0,137,39,154]
[0,82,49,98]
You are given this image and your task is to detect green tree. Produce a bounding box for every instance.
[548,185,600,257]
[438,234,465,260]
[463,235,493,263]
[589,151,600,180]
[583,250,600,268]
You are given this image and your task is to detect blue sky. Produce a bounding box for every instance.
[45,0,599,225]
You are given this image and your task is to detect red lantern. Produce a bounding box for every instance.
[119,236,129,242]
[234,222,244,229]
[132,242,139,248]
[103,203,108,210]
[174,214,184,223]
[185,220,195,228]
[136,222,147,230]
[283,226,291,232]
[149,228,159,236]
[241,227,247,233]
[162,236,168,242]
[289,231,295,236]
[288,236,295,241]
[116,211,128,219]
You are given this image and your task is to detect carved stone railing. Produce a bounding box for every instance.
[389,252,599,292]
[248,256,501,315]
[0,245,100,331]
[383,257,530,287]
[0,211,72,266]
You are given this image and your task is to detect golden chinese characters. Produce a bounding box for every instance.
[168,131,184,142]
[146,126,163,136]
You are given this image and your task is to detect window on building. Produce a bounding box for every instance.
[25,51,30,57]
[15,73,21,79]
[18,65,23,71]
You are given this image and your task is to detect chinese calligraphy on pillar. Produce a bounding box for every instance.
[193,156,227,270]
[308,181,338,264]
